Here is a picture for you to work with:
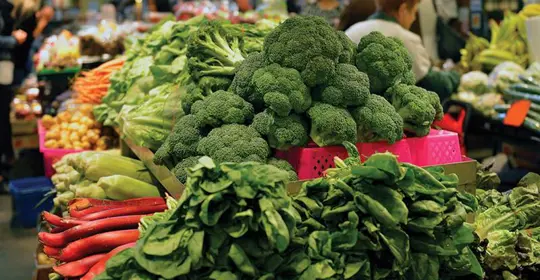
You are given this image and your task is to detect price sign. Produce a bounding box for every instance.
[503,100,531,127]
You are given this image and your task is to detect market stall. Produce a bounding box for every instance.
[3,5,537,280]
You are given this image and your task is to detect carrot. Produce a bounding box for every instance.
[42,211,87,228]
[39,215,143,247]
[53,253,106,277]
[80,204,168,221]
[80,243,136,280]
[68,197,165,212]
[56,229,139,262]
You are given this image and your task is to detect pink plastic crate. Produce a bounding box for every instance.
[407,129,461,166]
[275,129,462,180]
[359,139,412,163]
[38,120,88,177]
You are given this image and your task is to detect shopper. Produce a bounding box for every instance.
[345,0,460,100]
[301,0,342,27]
[1,0,27,189]
[337,0,376,31]
[11,0,53,86]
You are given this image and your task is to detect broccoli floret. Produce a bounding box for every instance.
[251,63,312,116]
[197,76,232,95]
[251,111,309,151]
[350,95,404,144]
[355,31,415,94]
[337,31,357,64]
[172,156,200,184]
[229,53,267,101]
[384,84,443,137]
[267,158,298,181]
[307,102,357,147]
[179,76,232,115]
[197,124,270,164]
[313,63,370,108]
[153,115,206,168]
[263,16,344,87]
[191,90,254,128]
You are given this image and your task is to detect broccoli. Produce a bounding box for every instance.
[355,31,415,94]
[229,53,267,101]
[179,75,232,115]
[263,16,344,87]
[191,90,254,128]
[251,110,309,151]
[350,94,404,144]
[313,63,370,108]
[172,156,200,184]
[251,63,312,116]
[197,124,270,164]
[307,102,357,147]
[384,84,443,137]
[337,31,357,64]
[267,158,298,181]
[186,21,246,81]
[153,115,206,169]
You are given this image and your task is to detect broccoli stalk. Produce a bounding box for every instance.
[187,21,245,67]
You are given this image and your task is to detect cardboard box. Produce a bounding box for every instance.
[12,134,39,151]
[11,118,37,136]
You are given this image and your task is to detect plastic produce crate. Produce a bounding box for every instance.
[276,129,462,180]
[9,177,54,228]
[38,120,87,177]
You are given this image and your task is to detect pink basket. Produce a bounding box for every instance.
[407,129,462,166]
[275,129,462,180]
[38,120,87,177]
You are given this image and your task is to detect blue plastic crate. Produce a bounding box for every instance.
[9,177,54,228]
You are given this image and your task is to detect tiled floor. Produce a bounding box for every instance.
[0,195,38,280]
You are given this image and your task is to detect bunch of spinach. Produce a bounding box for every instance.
[291,145,483,280]
[97,156,304,279]
[473,173,540,279]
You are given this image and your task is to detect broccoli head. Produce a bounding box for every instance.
[384,84,442,137]
[313,63,370,108]
[186,21,246,80]
[229,52,267,101]
[251,110,309,151]
[307,102,357,147]
[263,16,344,87]
[179,76,232,115]
[355,31,415,94]
[267,158,298,181]
[191,90,254,128]
[153,115,206,168]
[350,94,404,144]
[172,156,200,184]
[197,124,270,163]
[337,31,357,64]
[251,63,312,116]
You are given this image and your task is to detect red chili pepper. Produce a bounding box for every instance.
[56,229,139,262]
[53,253,106,277]
[42,211,87,228]
[80,242,136,280]
[68,197,165,212]
[43,245,62,258]
[39,215,143,247]
[79,204,167,221]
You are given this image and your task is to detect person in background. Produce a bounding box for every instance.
[148,0,174,12]
[338,0,376,31]
[301,0,342,27]
[11,0,53,86]
[345,0,460,101]
[1,0,28,189]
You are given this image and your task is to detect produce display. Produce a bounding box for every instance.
[90,146,481,280]
[474,173,540,279]
[41,105,115,150]
[38,197,171,279]
[73,58,125,104]
[460,11,530,72]
[35,30,80,72]
[50,152,160,210]
[78,21,126,57]
[149,16,442,183]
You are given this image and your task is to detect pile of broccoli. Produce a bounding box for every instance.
[152,16,445,184]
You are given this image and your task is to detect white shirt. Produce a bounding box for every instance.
[345,19,432,82]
